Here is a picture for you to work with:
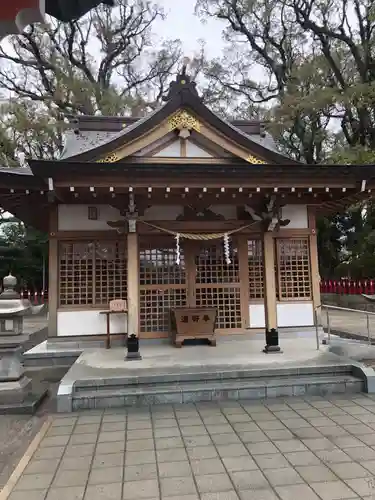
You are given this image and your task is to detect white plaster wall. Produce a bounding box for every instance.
[143,205,184,220]
[249,304,266,328]
[153,141,181,157]
[281,205,308,229]
[186,141,212,157]
[249,302,314,328]
[58,205,123,231]
[277,303,314,327]
[135,136,172,156]
[57,310,128,337]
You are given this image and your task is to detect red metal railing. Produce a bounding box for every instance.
[19,290,48,304]
[11,283,375,299]
[320,280,375,295]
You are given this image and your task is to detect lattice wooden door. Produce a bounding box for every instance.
[192,241,243,333]
[139,243,187,336]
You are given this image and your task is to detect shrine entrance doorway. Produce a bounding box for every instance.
[139,237,187,337]
[139,236,247,338]
[190,241,243,334]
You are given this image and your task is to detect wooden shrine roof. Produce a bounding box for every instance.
[60,115,280,162]
[55,68,299,166]
[1,69,375,230]
[26,160,375,181]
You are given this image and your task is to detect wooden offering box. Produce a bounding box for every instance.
[171,307,217,348]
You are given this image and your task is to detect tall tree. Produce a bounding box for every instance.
[196,0,375,163]
[0,1,182,116]
[196,0,375,276]
[0,0,183,164]
[0,1,186,288]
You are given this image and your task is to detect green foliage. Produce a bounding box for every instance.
[0,218,47,289]
[196,0,375,277]
[0,0,188,288]
[1,0,375,281]
[0,0,186,163]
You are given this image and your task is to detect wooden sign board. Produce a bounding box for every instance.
[109,299,127,312]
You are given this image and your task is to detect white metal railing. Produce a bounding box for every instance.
[314,303,375,347]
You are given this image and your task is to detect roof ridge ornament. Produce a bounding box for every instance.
[163,56,202,102]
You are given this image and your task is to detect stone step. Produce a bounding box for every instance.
[73,363,354,392]
[71,373,364,410]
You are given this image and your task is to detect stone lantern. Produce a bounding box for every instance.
[0,274,46,413]
[0,273,44,335]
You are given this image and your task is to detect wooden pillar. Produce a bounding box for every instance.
[125,227,141,360]
[262,231,280,353]
[238,236,250,329]
[48,205,58,338]
[308,208,321,323]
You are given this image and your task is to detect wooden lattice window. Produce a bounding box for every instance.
[195,287,242,329]
[276,238,311,300]
[195,244,242,330]
[59,241,127,307]
[195,245,239,284]
[139,248,185,285]
[139,247,186,333]
[248,240,264,300]
[140,289,187,333]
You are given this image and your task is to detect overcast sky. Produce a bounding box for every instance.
[154,0,225,57]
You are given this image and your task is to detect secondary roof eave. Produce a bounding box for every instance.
[28,159,375,182]
[0,167,46,189]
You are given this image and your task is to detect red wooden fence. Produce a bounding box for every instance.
[320,280,375,295]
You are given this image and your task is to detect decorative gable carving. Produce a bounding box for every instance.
[168,110,201,133]
[97,152,120,163]
[246,154,267,165]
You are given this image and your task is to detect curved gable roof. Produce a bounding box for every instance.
[62,82,301,166]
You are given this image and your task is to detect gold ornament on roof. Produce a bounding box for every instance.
[246,154,267,164]
[97,152,120,163]
[168,110,201,133]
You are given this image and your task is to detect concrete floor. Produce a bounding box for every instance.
[74,333,329,371]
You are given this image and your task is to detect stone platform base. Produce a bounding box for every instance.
[24,327,325,369]
[55,332,372,412]
[0,389,48,414]
[0,373,49,414]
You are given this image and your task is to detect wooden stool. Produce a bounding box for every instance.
[99,299,128,349]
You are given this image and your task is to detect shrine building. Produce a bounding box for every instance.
[0,68,374,355]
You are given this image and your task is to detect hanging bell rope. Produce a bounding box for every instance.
[140,220,258,240]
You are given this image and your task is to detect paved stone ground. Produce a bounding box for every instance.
[0,316,50,489]
[0,369,63,489]
[322,309,375,340]
[7,395,375,500]
[0,414,46,489]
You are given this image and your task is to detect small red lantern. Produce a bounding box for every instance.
[0,1,43,38]
[0,0,114,39]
